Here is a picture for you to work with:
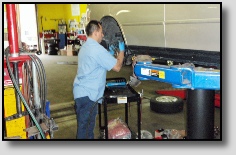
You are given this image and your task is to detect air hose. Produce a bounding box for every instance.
[29,55,47,114]
[5,48,46,139]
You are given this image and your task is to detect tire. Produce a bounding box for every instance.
[150,94,183,114]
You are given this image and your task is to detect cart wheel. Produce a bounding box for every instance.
[150,94,183,113]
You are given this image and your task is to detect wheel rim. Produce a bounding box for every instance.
[155,96,178,102]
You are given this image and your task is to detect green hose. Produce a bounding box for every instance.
[5,50,46,139]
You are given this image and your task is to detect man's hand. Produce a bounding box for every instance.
[118,41,125,52]
[109,45,115,56]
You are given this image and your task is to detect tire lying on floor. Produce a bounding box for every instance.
[150,94,184,114]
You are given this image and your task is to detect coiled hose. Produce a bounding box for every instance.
[5,48,46,139]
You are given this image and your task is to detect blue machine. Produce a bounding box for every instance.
[133,60,221,139]
[134,61,220,90]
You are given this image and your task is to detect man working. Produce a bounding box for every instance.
[73,20,125,139]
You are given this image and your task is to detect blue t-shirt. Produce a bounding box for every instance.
[73,38,117,103]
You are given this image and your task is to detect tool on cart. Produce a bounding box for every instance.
[4,4,58,139]
[131,55,220,139]
[106,78,127,87]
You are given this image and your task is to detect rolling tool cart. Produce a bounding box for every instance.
[98,77,142,139]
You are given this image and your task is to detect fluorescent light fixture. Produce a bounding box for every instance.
[116,10,130,15]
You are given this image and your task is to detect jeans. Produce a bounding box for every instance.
[75,96,98,139]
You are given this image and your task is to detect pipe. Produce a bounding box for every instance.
[186,89,215,139]
[32,62,41,110]
[6,4,19,57]
[12,62,22,115]
[32,61,42,138]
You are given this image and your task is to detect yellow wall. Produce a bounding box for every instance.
[37,4,87,33]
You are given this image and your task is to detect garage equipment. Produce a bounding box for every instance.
[4,4,58,139]
[44,38,60,55]
[133,57,220,139]
[98,77,142,139]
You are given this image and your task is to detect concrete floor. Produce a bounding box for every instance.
[39,54,221,140]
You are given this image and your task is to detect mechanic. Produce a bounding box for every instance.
[73,20,125,139]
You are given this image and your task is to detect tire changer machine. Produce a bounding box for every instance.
[3,4,58,139]
[132,55,220,139]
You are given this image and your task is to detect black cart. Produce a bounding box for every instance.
[98,77,142,139]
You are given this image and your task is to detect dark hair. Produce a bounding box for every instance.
[85,20,101,36]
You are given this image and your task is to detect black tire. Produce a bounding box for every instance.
[150,94,183,114]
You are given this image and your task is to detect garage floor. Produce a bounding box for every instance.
[39,54,221,140]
